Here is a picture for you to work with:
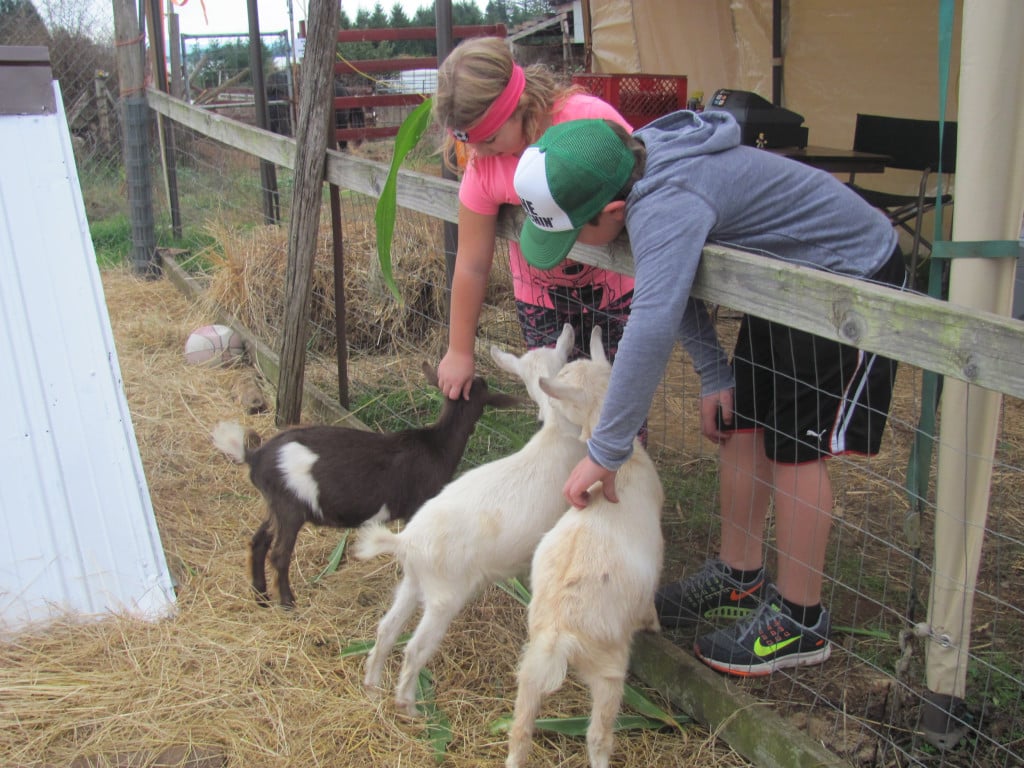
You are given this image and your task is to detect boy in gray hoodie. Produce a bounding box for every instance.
[512,112,904,676]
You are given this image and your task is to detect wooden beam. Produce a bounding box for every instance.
[276,0,339,426]
[145,89,1024,400]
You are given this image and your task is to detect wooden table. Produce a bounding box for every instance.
[769,145,889,175]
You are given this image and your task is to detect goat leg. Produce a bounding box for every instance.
[268,523,301,609]
[249,521,273,607]
[505,664,545,768]
[395,600,463,718]
[365,576,418,692]
[585,673,624,768]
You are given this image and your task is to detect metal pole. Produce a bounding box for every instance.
[111,0,159,277]
[247,0,280,224]
[436,0,458,294]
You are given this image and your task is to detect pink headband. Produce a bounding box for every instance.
[450,64,525,144]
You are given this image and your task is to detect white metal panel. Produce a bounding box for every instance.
[0,81,176,633]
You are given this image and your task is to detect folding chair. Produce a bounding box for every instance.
[847,114,957,289]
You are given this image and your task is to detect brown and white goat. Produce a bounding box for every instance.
[505,335,665,768]
[212,363,519,608]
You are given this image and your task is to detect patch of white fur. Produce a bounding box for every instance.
[278,441,322,519]
[368,504,390,524]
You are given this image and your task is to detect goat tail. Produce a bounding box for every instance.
[518,630,580,696]
[212,421,263,464]
[211,421,246,463]
[352,520,401,561]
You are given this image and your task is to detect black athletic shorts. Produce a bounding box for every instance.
[728,246,906,464]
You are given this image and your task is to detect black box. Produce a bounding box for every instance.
[708,88,808,148]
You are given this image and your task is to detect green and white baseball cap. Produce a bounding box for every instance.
[513,119,635,270]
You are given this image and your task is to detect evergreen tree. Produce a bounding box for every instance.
[483,1,512,26]
[389,3,411,27]
[454,0,485,26]
[368,3,390,28]
[390,2,414,56]
[413,7,435,27]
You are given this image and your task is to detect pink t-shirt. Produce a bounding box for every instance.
[459,93,635,310]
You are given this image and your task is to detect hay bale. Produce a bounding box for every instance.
[196,212,454,357]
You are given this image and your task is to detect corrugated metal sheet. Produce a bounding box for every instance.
[0,59,176,633]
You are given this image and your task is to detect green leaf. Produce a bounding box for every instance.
[311,530,349,584]
[832,624,891,640]
[416,668,453,762]
[374,97,434,306]
[489,712,691,736]
[622,683,685,732]
[338,633,410,658]
[340,636,452,759]
[495,577,532,607]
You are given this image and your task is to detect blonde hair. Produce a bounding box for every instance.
[434,36,578,170]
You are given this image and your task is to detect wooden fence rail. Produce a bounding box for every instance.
[147,87,1024,401]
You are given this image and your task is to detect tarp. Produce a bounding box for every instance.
[587,0,963,202]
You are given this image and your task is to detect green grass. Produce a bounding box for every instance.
[90,214,134,268]
[349,382,538,473]
[88,212,218,271]
[657,459,719,533]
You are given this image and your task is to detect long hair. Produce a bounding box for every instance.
[433,37,577,171]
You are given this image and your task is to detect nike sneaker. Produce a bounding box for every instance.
[655,558,768,628]
[693,591,831,676]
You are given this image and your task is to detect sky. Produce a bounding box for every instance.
[169,1,441,39]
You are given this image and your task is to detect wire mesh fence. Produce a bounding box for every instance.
[0,0,119,169]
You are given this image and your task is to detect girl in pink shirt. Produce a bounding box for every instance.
[432,37,635,401]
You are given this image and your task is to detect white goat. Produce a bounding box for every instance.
[505,338,665,768]
[353,324,586,717]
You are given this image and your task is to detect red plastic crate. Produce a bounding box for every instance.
[572,73,688,128]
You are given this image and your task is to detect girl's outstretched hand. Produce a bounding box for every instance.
[564,457,618,509]
[437,349,475,400]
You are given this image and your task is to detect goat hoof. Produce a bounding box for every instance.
[395,698,420,720]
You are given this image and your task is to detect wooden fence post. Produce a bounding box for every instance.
[111,0,159,277]
[275,0,338,425]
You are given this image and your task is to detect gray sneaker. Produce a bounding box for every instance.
[694,591,832,676]
[655,558,768,628]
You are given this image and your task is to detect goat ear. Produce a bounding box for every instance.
[589,326,607,364]
[423,361,439,388]
[487,391,527,409]
[555,324,575,358]
[539,376,580,402]
[490,345,521,376]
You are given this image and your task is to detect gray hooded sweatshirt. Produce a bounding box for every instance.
[587,109,899,471]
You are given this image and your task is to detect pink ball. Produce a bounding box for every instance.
[184,324,244,366]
